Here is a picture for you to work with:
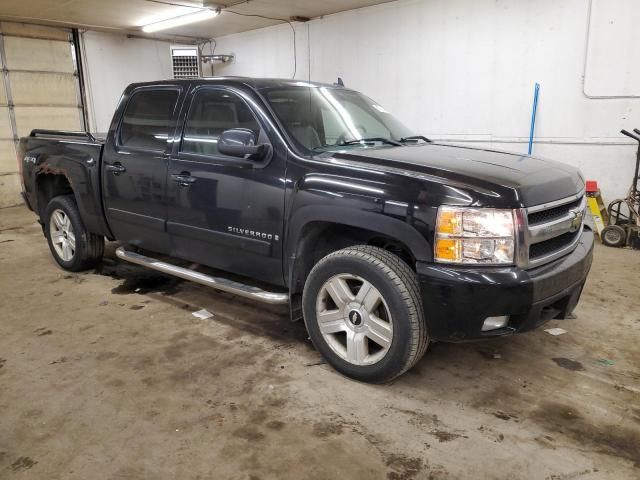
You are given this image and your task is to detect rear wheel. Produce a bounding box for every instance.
[302,245,428,383]
[44,195,104,271]
[601,224,627,248]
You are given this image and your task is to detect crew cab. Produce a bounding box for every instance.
[18,78,593,383]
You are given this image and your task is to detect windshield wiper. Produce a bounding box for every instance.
[399,135,431,143]
[337,137,403,147]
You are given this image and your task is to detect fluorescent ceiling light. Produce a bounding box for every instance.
[142,8,219,33]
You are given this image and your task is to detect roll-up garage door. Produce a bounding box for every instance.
[0,22,85,208]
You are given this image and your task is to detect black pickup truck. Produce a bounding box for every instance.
[18,77,593,382]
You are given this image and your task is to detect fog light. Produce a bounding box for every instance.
[482,315,509,331]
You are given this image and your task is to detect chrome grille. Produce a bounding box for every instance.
[520,191,586,268]
[528,197,582,226]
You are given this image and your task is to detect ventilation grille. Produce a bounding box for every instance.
[529,230,581,260]
[171,48,199,79]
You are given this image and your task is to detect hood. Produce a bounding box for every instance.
[332,143,584,207]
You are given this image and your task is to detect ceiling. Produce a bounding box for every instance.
[0,0,392,42]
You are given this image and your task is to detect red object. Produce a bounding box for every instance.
[585,180,598,193]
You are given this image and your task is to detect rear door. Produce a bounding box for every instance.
[166,85,286,286]
[102,85,183,253]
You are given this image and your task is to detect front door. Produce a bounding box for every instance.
[102,86,182,253]
[166,86,286,286]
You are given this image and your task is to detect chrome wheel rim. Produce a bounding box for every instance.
[315,274,393,366]
[50,209,75,261]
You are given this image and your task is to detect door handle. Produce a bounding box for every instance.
[171,173,197,187]
[106,163,126,175]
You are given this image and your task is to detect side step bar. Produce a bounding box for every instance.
[115,247,289,305]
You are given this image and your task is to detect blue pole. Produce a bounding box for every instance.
[528,82,540,155]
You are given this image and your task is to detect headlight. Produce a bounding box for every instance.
[435,206,515,264]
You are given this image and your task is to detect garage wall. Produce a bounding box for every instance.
[81,31,174,133]
[0,22,83,208]
[211,0,640,201]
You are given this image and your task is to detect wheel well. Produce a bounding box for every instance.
[289,221,416,295]
[36,174,73,219]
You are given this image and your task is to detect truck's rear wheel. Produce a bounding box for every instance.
[44,195,104,271]
[302,245,428,383]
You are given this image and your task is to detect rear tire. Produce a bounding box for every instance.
[44,195,104,271]
[601,225,627,248]
[302,245,428,383]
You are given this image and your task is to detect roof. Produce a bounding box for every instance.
[128,77,346,91]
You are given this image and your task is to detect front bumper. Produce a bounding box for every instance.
[417,228,594,341]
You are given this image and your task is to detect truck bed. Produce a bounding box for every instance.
[28,129,105,145]
[18,129,111,238]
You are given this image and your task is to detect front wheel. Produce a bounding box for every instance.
[44,195,104,271]
[302,246,428,383]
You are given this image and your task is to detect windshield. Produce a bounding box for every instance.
[263,86,413,153]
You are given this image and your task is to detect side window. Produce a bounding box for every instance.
[119,89,179,151]
[181,89,260,157]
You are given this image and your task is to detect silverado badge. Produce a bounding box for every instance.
[227,226,280,241]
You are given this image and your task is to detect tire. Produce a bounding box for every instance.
[302,245,428,383]
[601,225,627,248]
[44,195,104,271]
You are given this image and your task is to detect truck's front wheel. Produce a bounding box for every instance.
[302,246,428,383]
[44,195,104,272]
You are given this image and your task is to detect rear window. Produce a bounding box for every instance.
[119,89,179,151]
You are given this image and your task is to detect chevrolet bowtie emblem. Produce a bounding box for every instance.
[568,208,583,232]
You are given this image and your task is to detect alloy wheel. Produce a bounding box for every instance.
[49,209,76,261]
[315,273,393,366]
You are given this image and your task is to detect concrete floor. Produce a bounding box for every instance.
[0,205,639,480]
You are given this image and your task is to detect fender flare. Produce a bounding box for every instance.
[34,168,74,214]
[34,164,112,238]
[285,204,431,293]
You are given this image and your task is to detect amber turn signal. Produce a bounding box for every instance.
[435,238,460,262]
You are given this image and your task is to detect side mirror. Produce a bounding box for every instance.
[218,128,269,160]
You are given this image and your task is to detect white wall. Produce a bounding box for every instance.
[211,0,640,201]
[81,31,175,133]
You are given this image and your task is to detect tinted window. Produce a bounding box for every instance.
[181,89,260,157]
[119,89,179,151]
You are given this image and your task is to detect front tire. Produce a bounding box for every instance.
[302,246,428,383]
[44,195,104,271]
